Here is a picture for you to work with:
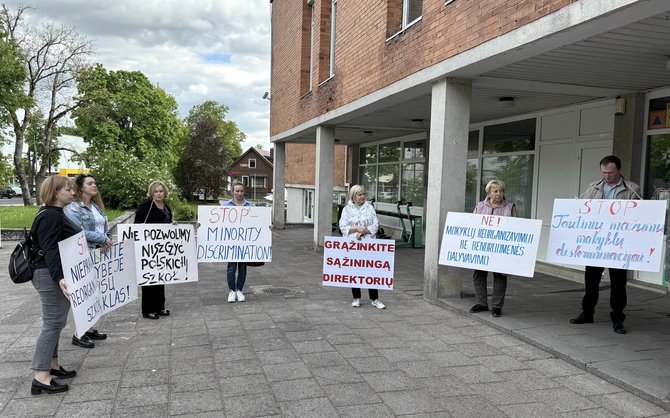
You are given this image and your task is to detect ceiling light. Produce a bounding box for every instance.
[497,97,515,108]
[410,119,424,128]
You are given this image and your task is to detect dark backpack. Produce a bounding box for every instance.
[8,211,45,284]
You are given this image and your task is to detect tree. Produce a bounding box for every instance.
[175,100,245,199]
[0,16,30,128]
[1,5,93,205]
[74,65,183,207]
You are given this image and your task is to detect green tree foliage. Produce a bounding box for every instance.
[0,18,30,127]
[74,64,183,207]
[175,100,245,199]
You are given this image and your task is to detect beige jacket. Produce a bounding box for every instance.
[582,177,641,200]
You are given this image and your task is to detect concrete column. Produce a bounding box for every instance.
[613,93,645,183]
[350,144,360,186]
[272,142,286,229]
[314,125,335,249]
[424,78,472,301]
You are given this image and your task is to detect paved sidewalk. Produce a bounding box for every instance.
[0,226,668,417]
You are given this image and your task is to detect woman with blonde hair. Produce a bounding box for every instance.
[30,176,81,394]
[338,184,385,309]
[135,180,175,319]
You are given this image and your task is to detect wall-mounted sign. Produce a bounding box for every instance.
[649,110,666,129]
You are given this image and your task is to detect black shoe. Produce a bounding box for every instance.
[85,329,107,340]
[156,309,170,316]
[50,366,76,379]
[31,378,68,395]
[143,313,159,320]
[613,322,627,334]
[72,334,94,348]
[491,308,502,317]
[469,304,489,313]
[569,313,594,324]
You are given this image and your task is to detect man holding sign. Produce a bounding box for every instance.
[569,155,640,334]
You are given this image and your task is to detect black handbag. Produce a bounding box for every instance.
[246,262,265,267]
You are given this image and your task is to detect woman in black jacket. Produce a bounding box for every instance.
[31,176,81,395]
[134,181,174,319]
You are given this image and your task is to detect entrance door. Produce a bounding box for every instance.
[303,189,314,223]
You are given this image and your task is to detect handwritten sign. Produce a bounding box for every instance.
[60,232,137,337]
[197,206,272,262]
[118,224,198,286]
[322,236,395,290]
[546,199,666,271]
[438,212,542,277]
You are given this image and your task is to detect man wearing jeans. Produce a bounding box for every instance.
[569,155,641,334]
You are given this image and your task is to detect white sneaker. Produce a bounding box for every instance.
[227,291,236,303]
[351,298,361,307]
[371,300,386,309]
[236,290,245,302]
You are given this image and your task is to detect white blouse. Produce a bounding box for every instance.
[338,201,379,240]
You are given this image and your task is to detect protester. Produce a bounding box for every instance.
[339,184,385,309]
[30,176,81,395]
[469,179,518,317]
[569,155,641,334]
[224,181,253,303]
[135,180,174,319]
[64,174,110,348]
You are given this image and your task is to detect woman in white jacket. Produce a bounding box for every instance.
[338,185,386,309]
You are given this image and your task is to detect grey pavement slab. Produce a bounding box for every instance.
[0,226,668,416]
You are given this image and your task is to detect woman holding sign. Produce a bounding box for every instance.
[65,174,110,349]
[30,176,81,395]
[224,181,253,303]
[469,179,517,318]
[135,181,175,319]
[339,185,385,309]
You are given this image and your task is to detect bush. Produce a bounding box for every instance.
[169,197,196,221]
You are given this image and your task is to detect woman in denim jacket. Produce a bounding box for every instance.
[64,174,111,348]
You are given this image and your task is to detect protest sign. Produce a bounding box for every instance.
[60,232,137,337]
[546,199,666,272]
[118,224,198,286]
[197,206,272,262]
[438,212,542,277]
[322,236,395,290]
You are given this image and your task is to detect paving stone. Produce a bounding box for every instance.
[223,391,280,417]
[525,357,585,378]
[475,354,530,372]
[554,373,623,396]
[311,365,365,386]
[496,369,562,390]
[590,391,668,417]
[291,339,335,354]
[252,337,294,351]
[62,380,119,403]
[216,358,262,378]
[220,373,271,397]
[360,371,424,392]
[263,361,312,382]
[323,382,381,406]
[54,399,115,417]
[527,387,599,412]
[378,347,428,362]
[378,389,446,415]
[171,371,219,392]
[347,356,397,373]
[444,365,506,384]
[122,355,170,372]
[300,351,348,368]
[498,401,562,417]
[115,385,168,409]
[119,368,168,388]
[214,346,257,362]
[279,397,339,418]
[256,348,301,365]
[171,357,216,376]
[271,377,324,401]
[0,395,63,417]
[439,394,506,417]
[336,402,396,417]
[169,388,223,415]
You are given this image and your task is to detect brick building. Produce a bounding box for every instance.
[269,0,670,297]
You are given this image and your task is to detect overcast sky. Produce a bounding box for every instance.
[4,0,272,151]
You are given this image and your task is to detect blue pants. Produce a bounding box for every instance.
[31,268,70,371]
[227,263,247,291]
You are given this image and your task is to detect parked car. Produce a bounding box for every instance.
[1,187,16,198]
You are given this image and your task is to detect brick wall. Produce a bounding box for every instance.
[271,0,577,136]
[286,143,350,186]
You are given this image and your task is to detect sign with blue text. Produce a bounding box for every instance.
[197,206,272,262]
[546,199,666,272]
[438,212,542,277]
[118,224,198,286]
[322,236,395,290]
[60,232,137,337]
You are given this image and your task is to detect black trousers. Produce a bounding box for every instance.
[352,288,378,300]
[141,285,166,315]
[582,266,627,322]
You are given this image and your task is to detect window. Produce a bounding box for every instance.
[300,1,315,94]
[403,0,422,28]
[359,138,426,204]
[329,0,337,78]
[249,158,256,168]
[252,176,267,188]
[242,176,249,187]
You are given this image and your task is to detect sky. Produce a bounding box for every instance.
[3,0,272,153]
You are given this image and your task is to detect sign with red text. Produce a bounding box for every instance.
[322,236,395,290]
[118,224,198,286]
[60,232,137,337]
[546,199,666,271]
[196,206,272,262]
[438,212,542,277]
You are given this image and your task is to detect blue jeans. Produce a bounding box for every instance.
[31,268,70,371]
[227,263,247,291]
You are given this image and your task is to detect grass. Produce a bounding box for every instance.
[0,206,127,229]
